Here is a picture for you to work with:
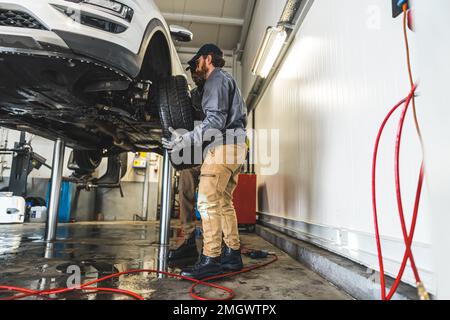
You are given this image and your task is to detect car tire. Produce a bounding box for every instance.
[73,150,102,172]
[152,76,198,171]
[153,75,194,138]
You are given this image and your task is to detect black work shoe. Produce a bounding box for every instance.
[221,246,244,272]
[168,233,198,262]
[180,254,223,280]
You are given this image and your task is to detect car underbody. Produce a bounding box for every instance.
[0,1,194,176]
[0,47,164,157]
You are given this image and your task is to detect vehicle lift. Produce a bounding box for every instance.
[44,139,173,276]
[0,132,172,274]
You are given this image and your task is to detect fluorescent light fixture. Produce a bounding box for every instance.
[251,26,287,78]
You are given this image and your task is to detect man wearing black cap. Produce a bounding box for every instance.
[162,43,248,279]
[167,60,205,263]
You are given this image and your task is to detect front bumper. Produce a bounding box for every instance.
[0,0,149,77]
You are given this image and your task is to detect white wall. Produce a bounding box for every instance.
[241,0,285,99]
[250,0,435,293]
[415,0,450,299]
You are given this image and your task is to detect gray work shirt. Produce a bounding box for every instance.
[190,86,205,121]
[186,68,247,149]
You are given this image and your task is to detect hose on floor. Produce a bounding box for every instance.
[0,251,278,301]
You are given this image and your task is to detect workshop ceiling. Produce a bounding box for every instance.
[154,0,248,52]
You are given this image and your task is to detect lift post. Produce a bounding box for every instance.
[141,153,150,221]
[45,138,65,242]
[157,149,173,278]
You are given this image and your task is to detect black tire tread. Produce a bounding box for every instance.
[153,76,196,170]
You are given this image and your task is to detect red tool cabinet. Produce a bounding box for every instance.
[232,173,257,232]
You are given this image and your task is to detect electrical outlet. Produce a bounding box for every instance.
[392,0,408,18]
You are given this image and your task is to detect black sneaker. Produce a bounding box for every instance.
[180,254,223,280]
[221,246,244,272]
[168,233,198,261]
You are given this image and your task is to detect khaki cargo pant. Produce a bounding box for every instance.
[178,165,201,240]
[197,143,247,257]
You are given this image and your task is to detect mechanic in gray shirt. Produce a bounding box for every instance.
[168,61,205,264]
[190,74,205,122]
[190,62,247,150]
[163,44,248,279]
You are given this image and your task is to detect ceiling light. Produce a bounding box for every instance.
[251,26,287,78]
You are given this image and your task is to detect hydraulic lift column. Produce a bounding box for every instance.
[157,149,173,278]
[45,138,65,242]
[141,153,150,220]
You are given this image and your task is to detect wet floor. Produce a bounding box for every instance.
[0,221,351,300]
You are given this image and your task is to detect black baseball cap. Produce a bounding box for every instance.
[185,43,223,71]
[186,59,197,72]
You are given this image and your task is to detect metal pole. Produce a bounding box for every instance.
[157,149,173,278]
[141,153,150,220]
[44,242,54,259]
[45,138,65,242]
[19,131,26,144]
[158,245,169,279]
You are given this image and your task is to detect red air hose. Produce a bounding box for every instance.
[371,3,429,300]
[371,94,411,300]
[371,85,425,300]
[0,253,278,300]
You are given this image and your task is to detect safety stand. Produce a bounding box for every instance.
[157,149,173,278]
[45,138,65,242]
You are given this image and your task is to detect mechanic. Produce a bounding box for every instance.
[162,43,248,279]
[168,60,205,263]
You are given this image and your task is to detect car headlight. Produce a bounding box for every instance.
[65,0,134,22]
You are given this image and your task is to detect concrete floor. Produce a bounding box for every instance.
[0,221,351,300]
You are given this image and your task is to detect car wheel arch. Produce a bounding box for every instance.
[138,19,173,81]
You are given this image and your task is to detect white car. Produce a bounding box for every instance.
[0,0,195,178]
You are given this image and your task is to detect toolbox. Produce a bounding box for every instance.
[233,173,257,232]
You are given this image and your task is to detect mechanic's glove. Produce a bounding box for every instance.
[161,127,191,153]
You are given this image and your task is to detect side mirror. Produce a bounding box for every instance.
[169,25,193,42]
